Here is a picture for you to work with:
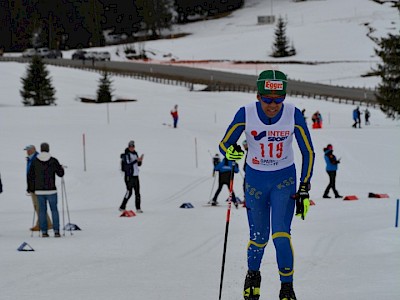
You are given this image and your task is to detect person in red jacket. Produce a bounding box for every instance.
[170,104,179,128]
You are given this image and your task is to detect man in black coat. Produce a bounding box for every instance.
[119,140,144,213]
[28,143,64,237]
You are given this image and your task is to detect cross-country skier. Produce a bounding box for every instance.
[211,157,239,207]
[212,153,221,177]
[218,70,315,300]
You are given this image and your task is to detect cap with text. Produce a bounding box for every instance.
[256,70,287,96]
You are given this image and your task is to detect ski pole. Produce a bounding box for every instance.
[61,178,66,236]
[218,161,236,300]
[208,175,217,203]
[30,207,36,238]
[61,177,73,236]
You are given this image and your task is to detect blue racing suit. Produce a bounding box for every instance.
[218,101,314,283]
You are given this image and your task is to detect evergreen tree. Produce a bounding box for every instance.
[271,16,296,58]
[96,71,113,103]
[136,0,172,38]
[0,1,12,51]
[20,56,56,106]
[375,33,400,118]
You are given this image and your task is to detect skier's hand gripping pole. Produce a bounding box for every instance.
[293,182,310,220]
[226,144,244,161]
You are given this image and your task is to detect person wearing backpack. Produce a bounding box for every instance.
[119,140,144,213]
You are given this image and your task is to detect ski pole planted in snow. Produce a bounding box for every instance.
[396,199,399,228]
[218,161,236,300]
[61,177,73,236]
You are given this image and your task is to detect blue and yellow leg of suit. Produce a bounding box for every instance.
[245,165,296,282]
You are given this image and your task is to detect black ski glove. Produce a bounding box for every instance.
[294,182,310,220]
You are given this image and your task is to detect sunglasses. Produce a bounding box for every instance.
[260,95,285,104]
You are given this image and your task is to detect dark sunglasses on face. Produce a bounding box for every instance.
[260,95,286,104]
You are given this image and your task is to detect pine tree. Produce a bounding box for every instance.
[271,16,296,58]
[375,33,400,118]
[136,0,172,38]
[96,70,113,103]
[20,55,56,106]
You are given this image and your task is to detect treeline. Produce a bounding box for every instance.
[174,0,244,23]
[0,0,244,52]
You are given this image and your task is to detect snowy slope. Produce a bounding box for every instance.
[52,0,399,88]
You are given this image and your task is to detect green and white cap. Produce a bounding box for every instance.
[256,70,287,96]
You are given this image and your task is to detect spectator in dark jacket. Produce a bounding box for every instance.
[352,107,362,128]
[25,144,52,231]
[27,143,64,237]
[323,144,342,198]
[365,108,370,125]
[211,158,239,207]
[119,140,144,213]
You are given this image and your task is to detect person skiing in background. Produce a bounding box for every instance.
[212,153,221,177]
[365,108,370,125]
[352,107,358,128]
[323,144,342,199]
[352,107,362,128]
[119,140,144,213]
[357,107,362,128]
[211,157,239,207]
[218,70,315,300]
[170,104,179,128]
[311,110,322,128]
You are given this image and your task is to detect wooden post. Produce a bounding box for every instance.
[195,137,198,168]
[83,133,87,172]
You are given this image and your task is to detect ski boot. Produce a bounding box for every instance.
[279,282,297,300]
[243,270,261,300]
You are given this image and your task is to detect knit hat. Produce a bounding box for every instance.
[256,70,287,96]
[24,145,35,151]
[128,140,135,147]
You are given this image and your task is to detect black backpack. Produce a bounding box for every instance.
[120,153,126,172]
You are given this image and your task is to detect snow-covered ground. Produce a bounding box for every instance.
[1,0,400,299]
[4,0,397,88]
